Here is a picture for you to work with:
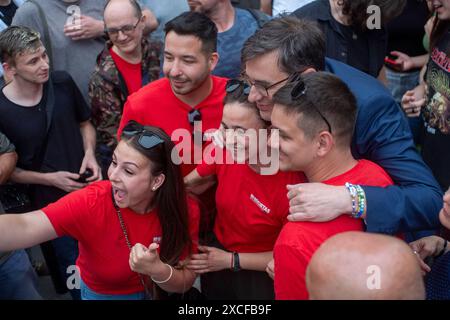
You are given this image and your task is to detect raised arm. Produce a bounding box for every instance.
[0,210,58,251]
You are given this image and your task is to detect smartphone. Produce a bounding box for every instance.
[384,54,400,68]
[76,169,93,183]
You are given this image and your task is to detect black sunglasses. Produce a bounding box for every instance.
[122,121,164,149]
[226,79,251,95]
[291,80,332,134]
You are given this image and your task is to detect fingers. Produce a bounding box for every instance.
[148,242,159,252]
[197,245,212,253]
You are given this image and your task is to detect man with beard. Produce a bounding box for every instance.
[118,11,226,178]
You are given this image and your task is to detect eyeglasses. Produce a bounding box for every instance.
[243,75,290,97]
[104,17,142,38]
[122,120,164,149]
[291,80,332,134]
[226,79,251,95]
[188,109,202,128]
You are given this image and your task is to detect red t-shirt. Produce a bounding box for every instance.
[41,181,199,295]
[110,48,142,95]
[196,150,305,253]
[274,159,393,300]
[117,76,227,177]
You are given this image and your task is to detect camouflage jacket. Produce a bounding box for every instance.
[88,38,161,148]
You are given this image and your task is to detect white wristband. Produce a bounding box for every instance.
[151,263,173,284]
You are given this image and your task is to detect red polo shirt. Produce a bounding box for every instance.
[42,181,199,295]
[274,159,394,300]
[197,150,305,253]
[118,76,227,177]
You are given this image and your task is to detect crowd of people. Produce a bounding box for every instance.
[0,0,449,300]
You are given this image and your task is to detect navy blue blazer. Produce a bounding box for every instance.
[325,58,442,234]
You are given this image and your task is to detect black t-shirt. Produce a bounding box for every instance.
[293,0,387,78]
[0,92,46,169]
[386,0,429,70]
[422,29,450,191]
[337,22,371,75]
[0,1,18,26]
[0,71,91,206]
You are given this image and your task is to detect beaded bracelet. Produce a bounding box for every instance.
[345,183,366,219]
[354,185,366,219]
[345,182,358,216]
[151,263,174,284]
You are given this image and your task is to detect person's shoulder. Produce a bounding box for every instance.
[128,78,169,103]
[50,70,73,84]
[354,159,394,186]
[292,0,326,18]
[212,75,228,90]
[83,181,113,207]
[11,1,40,26]
[325,58,392,98]
[236,7,270,28]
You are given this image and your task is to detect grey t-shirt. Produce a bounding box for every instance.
[12,0,106,104]
[0,131,15,264]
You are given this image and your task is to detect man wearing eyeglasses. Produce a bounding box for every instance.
[12,0,158,105]
[118,12,227,178]
[241,17,442,237]
[89,0,161,176]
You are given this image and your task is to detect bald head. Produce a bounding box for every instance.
[104,0,142,20]
[306,232,425,300]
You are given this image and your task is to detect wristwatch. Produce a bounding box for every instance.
[232,252,241,272]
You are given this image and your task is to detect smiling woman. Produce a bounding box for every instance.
[0,122,200,300]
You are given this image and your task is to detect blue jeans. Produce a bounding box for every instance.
[51,236,80,300]
[0,249,41,300]
[80,279,147,300]
[386,69,422,143]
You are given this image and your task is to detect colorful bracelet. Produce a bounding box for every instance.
[345,183,366,219]
[354,185,366,219]
[345,182,358,216]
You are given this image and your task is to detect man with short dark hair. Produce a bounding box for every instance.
[0,25,101,299]
[269,72,394,299]
[118,11,227,177]
[241,16,442,236]
[89,0,161,175]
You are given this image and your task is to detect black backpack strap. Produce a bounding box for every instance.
[246,8,270,28]
[27,0,53,70]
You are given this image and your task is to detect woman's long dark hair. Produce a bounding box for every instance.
[430,18,450,54]
[121,125,191,266]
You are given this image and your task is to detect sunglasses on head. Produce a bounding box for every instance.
[290,79,332,134]
[122,121,164,150]
[226,79,251,95]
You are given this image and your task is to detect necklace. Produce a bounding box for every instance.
[111,190,152,299]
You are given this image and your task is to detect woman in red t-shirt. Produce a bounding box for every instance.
[184,79,302,299]
[0,122,199,300]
